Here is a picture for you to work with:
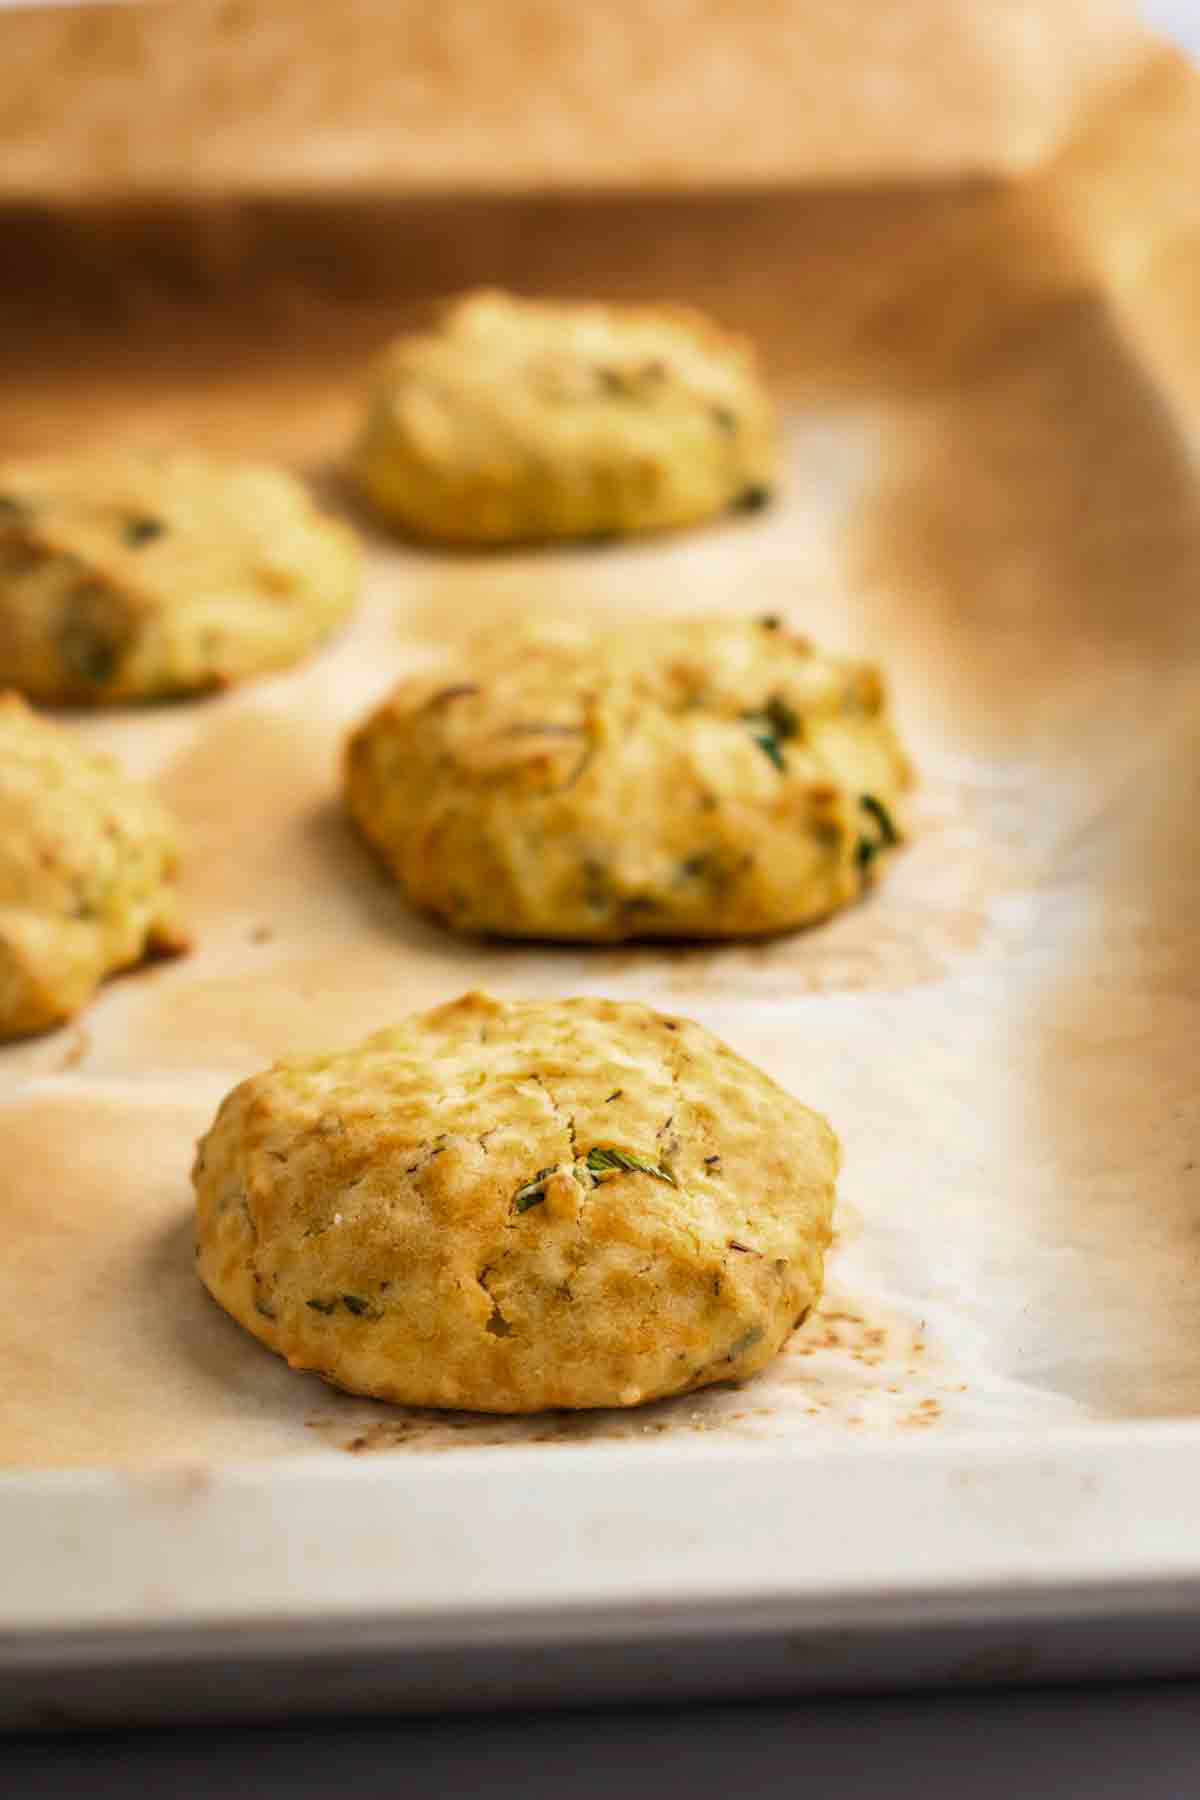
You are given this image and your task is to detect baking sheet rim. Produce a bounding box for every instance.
[6,1419,1200,1640]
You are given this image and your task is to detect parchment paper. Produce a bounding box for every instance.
[0,0,1145,197]
[2,70,1199,1468]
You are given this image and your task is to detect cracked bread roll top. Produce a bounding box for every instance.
[192,992,839,1413]
[345,613,911,941]
[350,289,776,543]
[0,451,360,703]
[0,692,186,1038]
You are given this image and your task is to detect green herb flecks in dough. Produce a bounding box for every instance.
[727,1324,765,1360]
[122,515,166,548]
[584,1146,678,1186]
[856,793,899,869]
[742,693,801,773]
[57,623,120,686]
[513,1168,557,1213]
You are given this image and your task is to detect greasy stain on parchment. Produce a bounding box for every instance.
[304,1284,966,1458]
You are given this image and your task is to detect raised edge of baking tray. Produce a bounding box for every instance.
[7,1423,1200,1725]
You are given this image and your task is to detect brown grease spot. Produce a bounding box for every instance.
[297,1284,966,1458]
[900,1398,944,1429]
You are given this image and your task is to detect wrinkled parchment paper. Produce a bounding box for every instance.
[2,66,1200,1467]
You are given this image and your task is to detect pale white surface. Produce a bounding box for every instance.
[8,1424,1200,1725]
[1144,0,1200,53]
[7,1426,1200,1633]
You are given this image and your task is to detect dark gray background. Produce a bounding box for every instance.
[6,1683,1200,1797]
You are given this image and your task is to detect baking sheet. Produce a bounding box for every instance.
[2,146,1199,1472]
[0,0,1145,197]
